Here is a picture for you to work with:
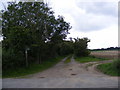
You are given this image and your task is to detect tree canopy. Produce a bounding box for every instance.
[2,1,90,70]
[2,2,71,68]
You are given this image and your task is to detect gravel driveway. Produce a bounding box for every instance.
[2,56,119,88]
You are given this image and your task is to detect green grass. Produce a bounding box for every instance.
[97,62,120,76]
[64,55,72,64]
[75,56,108,63]
[85,63,94,68]
[3,56,65,78]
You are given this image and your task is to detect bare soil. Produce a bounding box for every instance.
[90,50,119,59]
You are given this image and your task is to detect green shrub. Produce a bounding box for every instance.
[112,59,120,70]
[2,49,25,70]
[74,38,90,57]
[97,62,120,76]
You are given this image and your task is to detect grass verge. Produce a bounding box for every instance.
[97,60,120,76]
[64,55,72,64]
[3,56,65,78]
[85,63,94,68]
[75,56,108,63]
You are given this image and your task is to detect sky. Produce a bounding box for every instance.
[0,0,119,49]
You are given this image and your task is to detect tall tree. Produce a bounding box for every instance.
[2,1,71,68]
[74,37,90,57]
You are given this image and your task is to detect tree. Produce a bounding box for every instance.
[2,1,71,68]
[58,40,73,56]
[74,37,90,57]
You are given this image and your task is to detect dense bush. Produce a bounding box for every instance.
[2,49,25,70]
[112,59,120,71]
[58,41,73,56]
[74,37,90,57]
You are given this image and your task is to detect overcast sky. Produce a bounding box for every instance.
[0,0,119,49]
[47,0,119,49]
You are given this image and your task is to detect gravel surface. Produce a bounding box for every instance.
[2,56,119,88]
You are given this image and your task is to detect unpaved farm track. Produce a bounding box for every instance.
[3,56,119,88]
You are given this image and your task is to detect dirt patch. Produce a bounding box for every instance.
[3,56,118,88]
[39,77,45,78]
[20,56,116,79]
[71,74,77,75]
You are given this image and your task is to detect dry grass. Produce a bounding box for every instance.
[90,50,120,59]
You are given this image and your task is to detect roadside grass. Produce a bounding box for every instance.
[75,56,108,63]
[64,55,72,64]
[3,56,66,78]
[97,62,120,76]
[85,63,94,69]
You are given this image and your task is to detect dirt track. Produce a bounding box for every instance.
[3,56,119,88]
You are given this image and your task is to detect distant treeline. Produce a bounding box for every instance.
[91,47,120,51]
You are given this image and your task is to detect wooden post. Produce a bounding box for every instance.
[25,50,28,67]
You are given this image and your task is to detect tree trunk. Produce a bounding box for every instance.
[25,50,28,67]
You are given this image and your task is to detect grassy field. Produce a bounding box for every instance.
[97,62,120,76]
[91,50,120,76]
[75,56,107,63]
[90,50,119,59]
[3,56,66,78]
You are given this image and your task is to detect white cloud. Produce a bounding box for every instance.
[74,13,117,32]
[67,25,118,49]
[49,0,118,31]
[48,0,118,49]
[76,2,118,17]
[88,25,118,49]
